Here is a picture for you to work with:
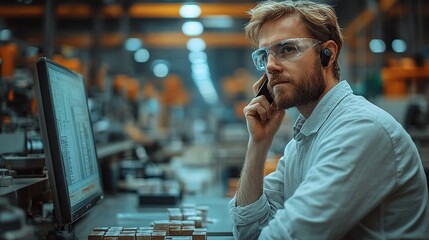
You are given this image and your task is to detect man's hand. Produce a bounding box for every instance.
[244,74,285,145]
[236,75,285,207]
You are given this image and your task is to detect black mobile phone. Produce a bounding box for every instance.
[256,78,274,104]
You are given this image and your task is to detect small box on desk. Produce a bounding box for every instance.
[138,179,181,206]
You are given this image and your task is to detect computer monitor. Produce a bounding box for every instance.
[34,57,103,235]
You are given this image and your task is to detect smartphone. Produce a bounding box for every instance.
[256,77,274,104]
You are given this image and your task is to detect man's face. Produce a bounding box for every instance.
[258,15,326,110]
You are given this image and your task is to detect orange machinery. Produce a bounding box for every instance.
[382,58,429,97]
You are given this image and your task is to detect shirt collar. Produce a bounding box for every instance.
[293,80,353,141]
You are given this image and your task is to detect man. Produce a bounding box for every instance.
[229,1,429,239]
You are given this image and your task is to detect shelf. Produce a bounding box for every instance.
[0,177,47,197]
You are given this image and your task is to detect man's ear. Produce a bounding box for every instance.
[322,40,338,67]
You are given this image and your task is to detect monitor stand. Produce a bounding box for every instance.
[46,224,76,240]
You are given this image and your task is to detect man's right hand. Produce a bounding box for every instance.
[243,75,285,147]
[236,75,285,207]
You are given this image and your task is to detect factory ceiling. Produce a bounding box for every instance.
[0,0,427,116]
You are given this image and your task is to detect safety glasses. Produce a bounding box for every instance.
[251,38,321,71]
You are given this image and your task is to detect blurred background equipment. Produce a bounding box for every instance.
[0,169,13,187]
[0,198,36,240]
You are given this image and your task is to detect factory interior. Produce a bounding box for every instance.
[0,0,428,239]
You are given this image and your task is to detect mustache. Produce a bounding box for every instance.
[268,74,292,88]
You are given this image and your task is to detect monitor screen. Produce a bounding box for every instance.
[34,57,103,227]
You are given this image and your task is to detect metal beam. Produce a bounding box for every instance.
[0,3,254,19]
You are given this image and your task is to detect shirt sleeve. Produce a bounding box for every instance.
[229,193,269,240]
[228,155,289,239]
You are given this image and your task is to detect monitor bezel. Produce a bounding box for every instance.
[34,57,103,227]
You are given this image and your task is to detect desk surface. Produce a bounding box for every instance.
[74,192,234,240]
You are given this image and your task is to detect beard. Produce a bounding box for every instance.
[270,59,326,110]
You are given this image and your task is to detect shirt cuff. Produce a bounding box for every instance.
[229,193,270,226]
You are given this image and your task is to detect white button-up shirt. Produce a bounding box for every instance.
[229,80,429,240]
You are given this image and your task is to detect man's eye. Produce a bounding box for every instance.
[279,45,297,54]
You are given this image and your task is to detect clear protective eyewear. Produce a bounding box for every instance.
[252,38,321,71]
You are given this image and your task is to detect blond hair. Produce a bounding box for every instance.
[245,0,343,79]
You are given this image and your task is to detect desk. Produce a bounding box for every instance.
[74,192,234,240]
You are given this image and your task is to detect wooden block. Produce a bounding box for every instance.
[180,226,195,236]
[181,220,195,227]
[118,232,136,240]
[153,220,170,229]
[169,226,181,236]
[104,232,120,239]
[191,230,206,240]
[109,226,124,232]
[138,227,154,232]
[123,227,138,232]
[186,216,202,228]
[151,230,166,240]
[169,220,182,227]
[169,212,183,220]
[93,227,110,232]
[104,237,119,240]
[136,231,151,240]
[88,231,105,240]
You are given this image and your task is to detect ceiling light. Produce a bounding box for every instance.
[392,39,407,53]
[0,29,12,41]
[124,38,142,51]
[134,48,150,63]
[180,4,201,18]
[182,21,204,36]
[187,38,206,52]
[152,60,169,78]
[188,51,207,64]
[369,39,386,53]
[189,55,218,104]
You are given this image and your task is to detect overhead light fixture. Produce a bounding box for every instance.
[179,3,201,18]
[188,51,207,64]
[187,38,206,52]
[369,39,386,53]
[134,48,150,63]
[124,38,142,51]
[392,39,407,53]
[191,63,218,105]
[188,50,218,105]
[0,29,12,41]
[152,60,169,78]
[182,21,204,36]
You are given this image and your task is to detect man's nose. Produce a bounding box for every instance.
[266,53,282,71]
